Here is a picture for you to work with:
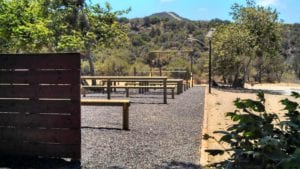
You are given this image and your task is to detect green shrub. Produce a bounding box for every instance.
[204,92,300,169]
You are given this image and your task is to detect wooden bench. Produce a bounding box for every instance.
[81,85,176,99]
[0,53,81,160]
[81,99,130,130]
[81,76,169,104]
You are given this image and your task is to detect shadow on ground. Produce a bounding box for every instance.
[214,86,283,95]
[81,126,123,131]
[0,155,80,169]
[154,160,202,169]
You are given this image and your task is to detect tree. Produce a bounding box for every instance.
[231,0,283,83]
[293,55,300,79]
[45,1,129,78]
[213,24,253,87]
[0,0,52,53]
[0,0,130,82]
[212,0,283,86]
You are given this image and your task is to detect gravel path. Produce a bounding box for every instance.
[81,86,205,168]
[0,87,205,169]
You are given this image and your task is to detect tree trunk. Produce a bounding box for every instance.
[85,42,96,85]
[243,57,252,84]
[232,66,244,88]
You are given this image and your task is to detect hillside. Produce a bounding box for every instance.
[89,12,300,82]
[149,12,188,21]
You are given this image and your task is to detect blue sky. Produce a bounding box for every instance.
[91,0,300,23]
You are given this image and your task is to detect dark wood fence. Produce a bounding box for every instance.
[0,53,81,159]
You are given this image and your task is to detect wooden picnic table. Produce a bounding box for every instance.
[167,79,184,94]
[81,76,168,104]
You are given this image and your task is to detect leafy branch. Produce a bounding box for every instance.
[204,91,300,169]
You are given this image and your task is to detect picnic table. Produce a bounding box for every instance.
[81,76,169,104]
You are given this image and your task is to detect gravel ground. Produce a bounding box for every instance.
[0,87,205,169]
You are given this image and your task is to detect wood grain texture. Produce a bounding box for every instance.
[0,99,80,114]
[0,128,80,144]
[0,53,81,69]
[0,141,80,159]
[0,113,80,129]
[0,53,81,159]
[0,85,80,99]
[0,70,80,84]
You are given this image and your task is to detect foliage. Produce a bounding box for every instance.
[213,23,253,87]
[0,0,52,53]
[204,92,300,169]
[212,0,284,86]
[231,0,283,83]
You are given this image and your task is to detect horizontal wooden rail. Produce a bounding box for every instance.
[81,85,175,99]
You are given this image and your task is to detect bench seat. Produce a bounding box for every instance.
[81,99,130,130]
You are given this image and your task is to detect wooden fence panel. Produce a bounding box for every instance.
[0,70,80,84]
[0,100,80,114]
[0,53,81,159]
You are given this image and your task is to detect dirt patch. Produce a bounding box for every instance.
[201,83,300,166]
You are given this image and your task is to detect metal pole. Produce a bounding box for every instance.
[208,39,212,94]
[190,54,193,87]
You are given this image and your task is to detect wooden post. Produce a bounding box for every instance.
[163,78,167,104]
[113,81,117,92]
[138,82,142,93]
[177,81,183,94]
[172,89,175,99]
[123,103,129,130]
[82,88,86,97]
[146,82,149,92]
[134,67,137,76]
[126,88,129,97]
[107,79,111,100]
[102,81,105,94]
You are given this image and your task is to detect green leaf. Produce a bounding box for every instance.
[220,134,234,143]
[281,99,298,112]
[232,114,241,121]
[244,131,254,138]
[257,91,265,103]
[226,112,237,118]
[291,92,300,98]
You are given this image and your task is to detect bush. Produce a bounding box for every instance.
[204,92,300,169]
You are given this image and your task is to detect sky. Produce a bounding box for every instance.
[91,0,300,23]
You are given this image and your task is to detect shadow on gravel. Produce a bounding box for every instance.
[108,166,125,169]
[154,160,202,169]
[0,155,80,169]
[214,87,282,95]
[81,126,123,131]
[131,102,165,104]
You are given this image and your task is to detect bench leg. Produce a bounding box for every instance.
[114,82,117,92]
[172,89,175,99]
[123,104,129,130]
[82,88,86,97]
[126,88,129,97]
[163,79,167,104]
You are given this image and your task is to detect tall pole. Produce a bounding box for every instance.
[208,39,212,94]
[190,54,193,87]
